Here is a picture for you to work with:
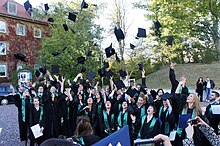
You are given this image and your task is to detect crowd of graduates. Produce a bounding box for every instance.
[10,63,220,146]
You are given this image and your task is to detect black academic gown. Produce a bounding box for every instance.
[13,93,30,141]
[71,135,101,146]
[99,110,116,138]
[43,93,62,140]
[29,105,44,146]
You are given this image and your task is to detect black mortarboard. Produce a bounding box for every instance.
[103,62,109,69]
[51,65,60,74]
[81,68,86,73]
[24,1,32,11]
[119,69,127,79]
[114,27,125,41]
[167,36,174,46]
[68,12,77,22]
[105,43,115,58]
[44,3,49,11]
[48,18,54,22]
[14,53,28,62]
[77,56,86,64]
[154,20,162,30]
[105,70,114,79]
[155,29,161,37]
[98,68,106,77]
[138,63,144,71]
[63,24,68,31]
[35,70,41,78]
[52,52,60,57]
[115,80,125,89]
[161,92,171,100]
[137,28,146,38]
[81,0,88,10]
[86,48,92,57]
[39,66,47,75]
[126,87,138,97]
[38,77,45,82]
[87,71,96,81]
[130,43,135,50]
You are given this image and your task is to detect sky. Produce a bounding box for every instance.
[14,0,151,56]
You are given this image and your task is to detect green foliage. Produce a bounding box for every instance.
[38,1,103,80]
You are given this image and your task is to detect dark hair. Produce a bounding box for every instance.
[212,91,220,97]
[75,116,93,137]
[148,104,157,113]
[156,89,164,95]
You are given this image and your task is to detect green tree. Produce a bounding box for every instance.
[38,1,103,79]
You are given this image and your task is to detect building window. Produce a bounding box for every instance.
[34,27,41,38]
[0,42,7,55]
[7,2,17,15]
[0,64,7,77]
[16,24,25,36]
[0,21,6,33]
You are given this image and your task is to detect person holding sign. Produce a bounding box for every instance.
[29,97,44,146]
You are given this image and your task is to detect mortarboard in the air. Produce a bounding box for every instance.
[114,26,125,41]
[39,66,47,75]
[68,12,77,22]
[98,68,106,77]
[14,53,28,62]
[44,3,49,11]
[138,63,144,71]
[81,0,88,11]
[155,29,161,37]
[77,56,86,64]
[87,71,96,81]
[51,65,60,74]
[154,20,162,30]
[93,125,130,146]
[126,87,138,97]
[167,36,174,46]
[137,28,146,38]
[63,24,68,31]
[24,0,32,11]
[86,48,92,57]
[52,51,60,57]
[161,92,171,100]
[105,70,114,79]
[35,70,41,78]
[48,18,54,22]
[103,61,109,69]
[130,43,135,50]
[178,114,191,129]
[119,69,127,79]
[115,80,125,89]
[105,43,115,58]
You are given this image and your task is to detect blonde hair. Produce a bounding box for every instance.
[184,93,201,116]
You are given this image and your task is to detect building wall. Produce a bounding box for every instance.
[0,16,49,82]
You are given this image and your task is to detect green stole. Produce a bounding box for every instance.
[138,115,157,138]
[140,105,145,118]
[103,110,114,133]
[39,106,43,124]
[18,92,26,122]
[76,137,85,145]
[117,111,128,128]
[159,106,170,135]
[176,108,196,136]
[97,101,102,115]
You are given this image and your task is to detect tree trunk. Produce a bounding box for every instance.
[212,19,220,59]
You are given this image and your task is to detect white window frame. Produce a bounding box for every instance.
[0,42,7,55]
[0,64,7,77]
[16,24,26,36]
[34,27,42,38]
[7,2,17,15]
[0,21,6,33]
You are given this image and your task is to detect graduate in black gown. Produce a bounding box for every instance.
[43,85,62,139]
[29,97,44,146]
[100,101,116,138]
[12,85,30,146]
[135,105,160,139]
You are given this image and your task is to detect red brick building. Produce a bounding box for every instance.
[0,0,49,82]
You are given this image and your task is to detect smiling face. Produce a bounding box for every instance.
[87,97,93,105]
[137,97,144,105]
[157,89,164,96]
[33,98,39,107]
[186,93,195,103]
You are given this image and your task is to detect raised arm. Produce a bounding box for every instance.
[169,63,179,94]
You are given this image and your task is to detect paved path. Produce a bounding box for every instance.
[0,101,210,146]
